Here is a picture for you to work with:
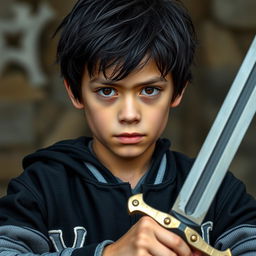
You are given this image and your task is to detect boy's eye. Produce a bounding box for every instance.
[141,87,160,96]
[97,87,117,97]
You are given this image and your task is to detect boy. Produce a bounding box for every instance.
[0,0,256,256]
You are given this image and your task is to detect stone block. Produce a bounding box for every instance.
[198,21,243,100]
[0,102,36,146]
[212,0,256,29]
[41,108,90,148]
[182,0,210,24]
[199,22,242,69]
[0,0,14,17]
[0,147,33,181]
[35,99,62,139]
[0,73,45,102]
[51,74,73,106]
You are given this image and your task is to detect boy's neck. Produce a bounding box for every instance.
[91,140,155,188]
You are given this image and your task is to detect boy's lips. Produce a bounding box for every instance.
[114,133,145,144]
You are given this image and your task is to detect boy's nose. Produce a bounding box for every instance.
[118,96,141,124]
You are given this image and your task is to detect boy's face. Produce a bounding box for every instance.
[66,60,183,161]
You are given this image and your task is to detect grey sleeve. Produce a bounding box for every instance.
[214,224,256,256]
[94,241,113,256]
[0,225,75,256]
[0,225,113,256]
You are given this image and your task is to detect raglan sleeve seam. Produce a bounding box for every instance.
[10,178,47,218]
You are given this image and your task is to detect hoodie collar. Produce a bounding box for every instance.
[84,137,171,186]
[23,137,171,186]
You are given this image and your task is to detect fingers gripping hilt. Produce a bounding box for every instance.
[128,194,232,256]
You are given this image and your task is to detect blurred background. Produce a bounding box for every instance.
[0,0,255,197]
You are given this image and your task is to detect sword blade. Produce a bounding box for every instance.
[172,36,256,225]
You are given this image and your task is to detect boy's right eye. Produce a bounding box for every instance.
[96,87,117,97]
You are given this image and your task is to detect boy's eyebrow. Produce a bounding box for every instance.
[90,77,168,86]
[135,77,168,86]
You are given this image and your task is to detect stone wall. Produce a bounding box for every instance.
[0,0,255,197]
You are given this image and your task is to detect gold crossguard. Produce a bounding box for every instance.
[128,194,232,256]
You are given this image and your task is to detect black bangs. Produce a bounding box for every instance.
[55,0,197,101]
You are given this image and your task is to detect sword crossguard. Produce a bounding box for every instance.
[128,194,232,256]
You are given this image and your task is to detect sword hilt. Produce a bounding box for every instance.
[128,194,232,256]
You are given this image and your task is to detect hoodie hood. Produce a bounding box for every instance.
[22,137,171,184]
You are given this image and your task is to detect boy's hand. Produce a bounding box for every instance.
[103,216,202,256]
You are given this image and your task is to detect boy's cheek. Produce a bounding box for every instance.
[147,109,169,125]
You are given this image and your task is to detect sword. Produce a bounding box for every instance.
[128,36,256,256]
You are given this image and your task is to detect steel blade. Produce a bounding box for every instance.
[172,36,256,225]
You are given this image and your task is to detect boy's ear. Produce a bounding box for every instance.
[170,83,187,107]
[170,94,183,107]
[64,80,84,109]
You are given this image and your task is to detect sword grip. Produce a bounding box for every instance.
[128,194,232,256]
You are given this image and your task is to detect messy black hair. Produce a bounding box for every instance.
[55,0,197,102]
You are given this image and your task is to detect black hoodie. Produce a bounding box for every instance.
[0,137,256,256]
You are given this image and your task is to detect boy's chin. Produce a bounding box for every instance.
[113,145,153,160]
